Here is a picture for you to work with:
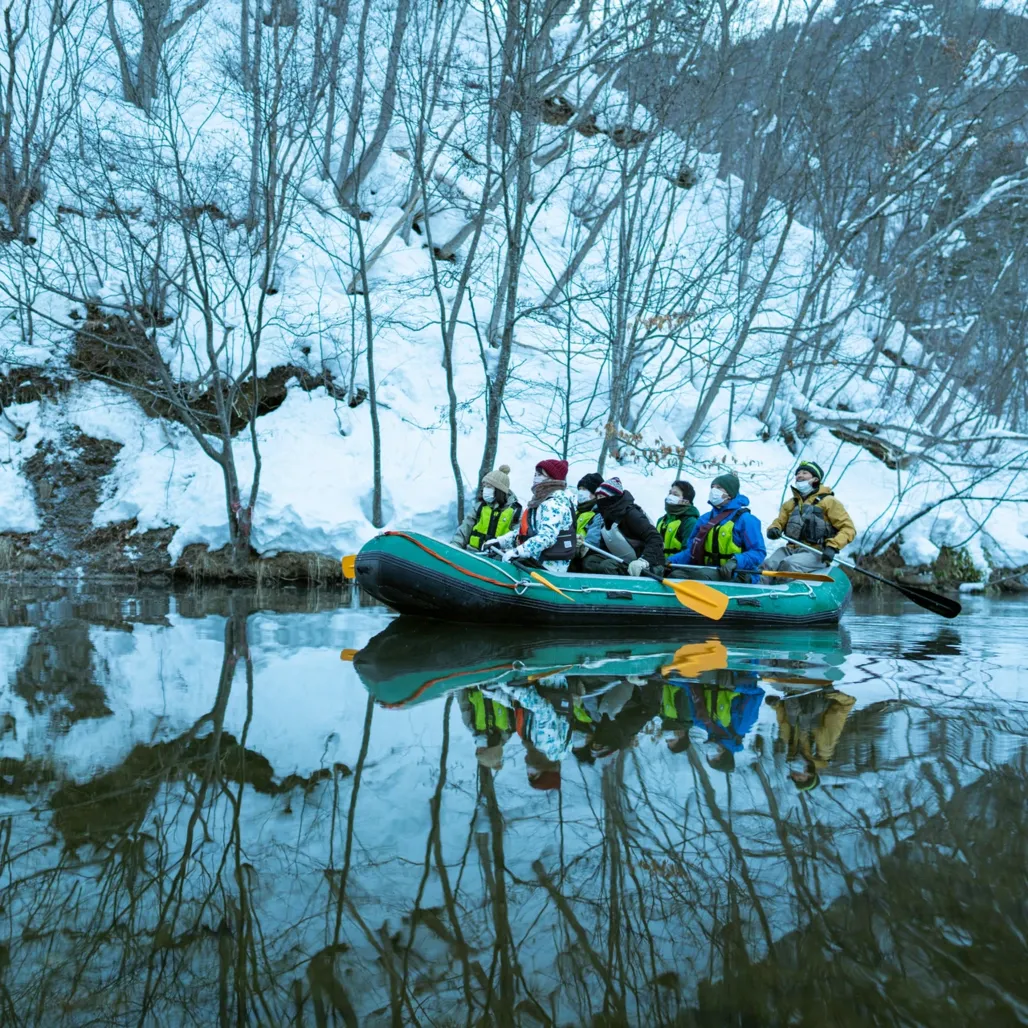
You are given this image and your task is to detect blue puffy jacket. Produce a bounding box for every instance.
[669,493,766,571]
[680,676,764,753]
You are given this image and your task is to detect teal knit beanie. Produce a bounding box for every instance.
[711,473,740,499]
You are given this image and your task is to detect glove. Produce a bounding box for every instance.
[767,527,782,540]
[481,538,501,553]
[575,536,587,558]
[627,558,648,577]
[717,558,737,581]
[502,548,521,564]
[821,546,838,565]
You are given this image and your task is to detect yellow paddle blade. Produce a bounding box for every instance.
[529,570,576,602]
[662,640,728,678]
[762,569,834,583]
[661,578,729,621]
[341,554,357,579]
[339,648,359,661]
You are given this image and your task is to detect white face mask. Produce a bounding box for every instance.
[708,488,728,507]
[665,494,681,506]
[794,479,815,497]
[577,489,593,503]
[533,472,547,486]
[482,486,496,503]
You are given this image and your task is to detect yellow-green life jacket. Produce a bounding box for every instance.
[662,683,683,720]
[576,509,597,538]
[656,514,685,555]
[467,689,511,732]
[704,687,739,728]
[468,502,517,550]
[699,509,746,566]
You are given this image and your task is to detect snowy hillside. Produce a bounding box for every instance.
[0,0,1026,576]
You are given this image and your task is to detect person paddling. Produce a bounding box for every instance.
[656,480,699,559]
[451,465,522,552]
[593,477,665,577]
[669,472,765,580]
[763,460,856,573]
[488,458,577,572]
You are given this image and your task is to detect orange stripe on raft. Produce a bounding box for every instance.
[383,531,519,591]
[381,664,514,708]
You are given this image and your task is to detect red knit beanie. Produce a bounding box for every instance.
[535,458,568,482]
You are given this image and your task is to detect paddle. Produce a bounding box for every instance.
[582,542,729,621]
[661,640,728,677]
[341,555,356,579]
[788,540,961,619]
[511,558,577,602]
[761,569,835,583]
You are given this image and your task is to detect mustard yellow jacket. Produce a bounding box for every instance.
[769,484,856,552]
[776,690,857,771]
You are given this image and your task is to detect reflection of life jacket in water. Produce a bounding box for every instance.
[461,688,513,748]
[775,689,857,770]
[661,683,692,728]
[677,672,764,752]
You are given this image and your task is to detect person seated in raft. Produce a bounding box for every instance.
[668,472,766,580]
[765,687,857,793]
[571,472,610,573]
[762,460,856,573]
[486,458,577,572]
[655,479,700,559]
[588,477,666,577]
[451,464,522,552]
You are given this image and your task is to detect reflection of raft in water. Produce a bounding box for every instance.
[350,619,850,708]
[352,531,852,628]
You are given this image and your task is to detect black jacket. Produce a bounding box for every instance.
[595,490,666,569]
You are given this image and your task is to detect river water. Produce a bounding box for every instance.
[0,582,1026,1026]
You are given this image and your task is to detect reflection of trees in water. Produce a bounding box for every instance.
[2,649,1027,1025]
[13,621,112,729]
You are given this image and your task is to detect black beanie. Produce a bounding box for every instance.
[796,460,824,483]
[577,472,604,493]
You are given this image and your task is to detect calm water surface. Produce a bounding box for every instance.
[1,583,1026,1026]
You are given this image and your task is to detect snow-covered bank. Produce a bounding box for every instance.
[0,0,1025,580]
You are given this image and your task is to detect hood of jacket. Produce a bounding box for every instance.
[789,483,833,504]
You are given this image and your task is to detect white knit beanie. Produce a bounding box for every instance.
[482,464,511,492]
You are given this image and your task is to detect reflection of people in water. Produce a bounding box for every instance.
[573,678,663,761]
[671,669,765,772]
[481,673,580,790]
[660,681,695,754]
[766,688,857,791]
[458,687,515,770]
